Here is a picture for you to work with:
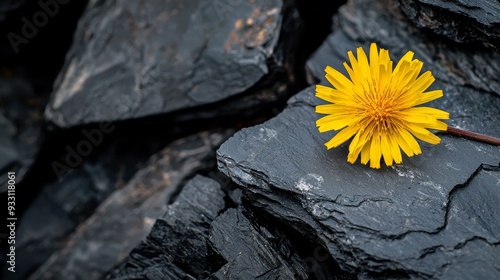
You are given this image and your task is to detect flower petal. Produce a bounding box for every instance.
[325,125,359,149]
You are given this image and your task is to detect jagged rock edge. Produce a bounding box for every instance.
[218,148,500,277]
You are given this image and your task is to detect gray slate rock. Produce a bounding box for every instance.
[209,208,308,279]
[107,175,227,280]
[307,0,500,100]
[11,153,129,280]
[0,114,19,177]
[106,175,310,280]
[399,0,500,51]
[0,76,42,187]
[27,130,231,280]
[45,0,301,127]
[218,83,500,278]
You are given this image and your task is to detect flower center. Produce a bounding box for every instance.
[367,103,391,123]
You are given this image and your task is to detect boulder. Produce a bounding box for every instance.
[398,0,500,51]
[217,83,499,278]
[217,1,500,278]
[25,130,231,280]
[107,175,341,280]
[45,0,302,127]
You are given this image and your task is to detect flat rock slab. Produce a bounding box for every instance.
[218,83,500,278]
[107,175,310,279]
[307,0,500,101]
[0,76,43,186]
[399,0,500,51]
[27,130,231,280]
[221,0,500,277]
[45,0,299,127]
[218,0,500,279]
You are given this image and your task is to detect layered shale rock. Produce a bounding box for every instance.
[106,175,325,280]
[398,0,500,51]
[25,130,232,280]
[217,0,500,275]
[45,0,302,127]
[0,76,41,186]
[217,84,499,278]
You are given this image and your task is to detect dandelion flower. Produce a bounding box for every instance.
[316,43,449,169]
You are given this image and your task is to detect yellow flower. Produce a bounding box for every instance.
[316,43,449,169]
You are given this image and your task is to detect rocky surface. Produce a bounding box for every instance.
[399,0,500,51]
[45,0,302,127]
[107,174,354,280]
[0,113,19,185]
[0,75,42,188]
[218,84,499,278]
[218,0,500,274]
[24,130,232,280]
[308,0,500,101]
[6,0,500,279]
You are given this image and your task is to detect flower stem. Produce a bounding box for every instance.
[446,126,500,146]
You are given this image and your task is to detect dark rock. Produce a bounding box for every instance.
[45,0,302,127]
[307,0,500,100]
[0,114,19,181]
[217,75,499,279]
[26,130,231,280]
[107,175,312,280]
[218,83,500,278]
[106,175,226,280]
[0,75,42,187]
[398,0,500,51]
[13,172,95,279]
[209,208,309,279]
[11,154,129,280]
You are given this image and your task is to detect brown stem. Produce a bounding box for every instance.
[446,126,500,146]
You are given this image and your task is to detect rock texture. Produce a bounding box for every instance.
[218,83,500,278]
[0,75,42,187]
[106,175,336,280]
[13,161,123,280]
[308,0,500,101]
[0,113,19,185]
[218,1,500,273]
[45,0,301,127]
[25,130,231,280]
[399,0,500,51]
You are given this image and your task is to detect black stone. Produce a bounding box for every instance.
[45,0,302,127]
[107,175,312,280]
[0,76,42,188]
[218,4,500,273]
[13,172,94,280]
[26,130,231,280]
[307,0,500,100]
[218,82,499,278]
[107,175,227,280]
[399,0,500,51]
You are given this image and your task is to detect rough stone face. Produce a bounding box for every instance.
[26,130,231,280]
[0,114,19,180]
[308,0,500,101]
[218,2,500,273]
[107,175,228,280]
[398,0,500,51]
[106,175,312,280]
[12,165,121,280]
[45,0,301,127]
[0,77,42,187]
[218,83,500,278]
